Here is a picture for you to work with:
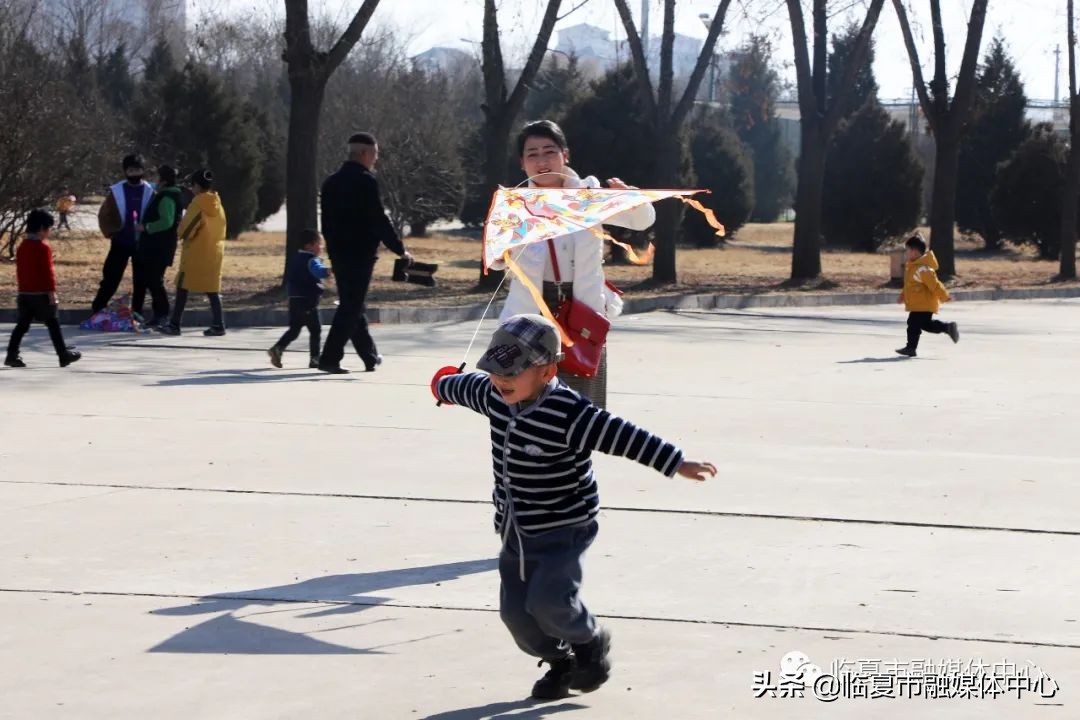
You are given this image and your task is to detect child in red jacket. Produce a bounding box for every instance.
[5,210,81,368]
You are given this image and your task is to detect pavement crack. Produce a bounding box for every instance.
[2,586,1076,651]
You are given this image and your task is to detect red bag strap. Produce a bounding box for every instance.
[546,239,562,283]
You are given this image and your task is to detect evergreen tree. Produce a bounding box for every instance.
[727,35,795,222]
[821,25,922,251]
[96,43,135,110]
[992,124,1068,259]
[956,37,1031,250]
[684,110,754,244]
[827,23,878,119]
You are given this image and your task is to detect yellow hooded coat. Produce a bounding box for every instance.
[902,250,950,313]
[176,191,227,293]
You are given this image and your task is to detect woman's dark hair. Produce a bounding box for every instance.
[26,209,54,233]
[189,168,214,189]
[157,164,177,185]
[516,120,568,157]
[905,233,927,254]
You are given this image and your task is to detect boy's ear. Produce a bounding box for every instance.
[542,363,559,382]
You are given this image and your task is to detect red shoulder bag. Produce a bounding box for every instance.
[546,239,610,378]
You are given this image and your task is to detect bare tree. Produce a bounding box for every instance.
[784,0,886,281]
[1061,0,1079,280]
[281,0,381,277]
[475,0,564,289]
[613,0,733,284]
[892,0,990,278]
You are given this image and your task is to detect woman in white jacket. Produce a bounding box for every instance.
[496,120,656,408]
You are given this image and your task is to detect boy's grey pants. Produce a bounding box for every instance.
[499,520,600,660]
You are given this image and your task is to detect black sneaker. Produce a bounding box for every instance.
[4,355,26,368]
[204,326,226,337]
[309,356,320,369]
[364,354,383,373]
[318,363,350,375]
[157,324,181,336]
[59,349,82,367]
[531,656,576,700]
[570,627,612,693]
[947,322,960,344]
[895,347,917,357]
[268,346,283,368]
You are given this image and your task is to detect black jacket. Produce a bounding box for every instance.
[320,161,404,272]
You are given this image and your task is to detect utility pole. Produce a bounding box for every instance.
[1056,43,1062,105]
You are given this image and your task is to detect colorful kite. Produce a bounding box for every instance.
[482,186,724,271]
[481,185,725,341]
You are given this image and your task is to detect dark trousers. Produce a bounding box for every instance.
[6,295,67,359]
[907,311,949,350]
[320,262,378,368]
[274,297,322,358]
[132,246,171,321]
[58,213,71,231]
[170,286,224,329]
[499,521,599,661]
[92,243,139,313]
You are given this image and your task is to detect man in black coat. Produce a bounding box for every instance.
[318,133,411,374]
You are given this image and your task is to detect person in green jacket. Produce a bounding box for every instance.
[133,165,184,327]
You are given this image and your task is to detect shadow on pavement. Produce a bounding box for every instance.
[149,558,496,654]
[151,369,330,385]
[422,699,588,720]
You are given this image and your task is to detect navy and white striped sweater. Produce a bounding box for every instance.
[436,372,684,536]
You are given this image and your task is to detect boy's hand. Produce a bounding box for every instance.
[944,296,953,302]
[897,293,904,304]
[48,292,58,306]
[676,460,716,482]
[606,177,637,190]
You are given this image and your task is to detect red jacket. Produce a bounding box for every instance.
[16,237,57,293]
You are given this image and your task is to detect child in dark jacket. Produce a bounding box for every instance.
[431,314,716,700]
[268,229,331,368]
[5,210,81,368]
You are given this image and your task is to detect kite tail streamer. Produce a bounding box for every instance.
[587,226,656,265]
[679,197,726,237]
[502,251,574,347]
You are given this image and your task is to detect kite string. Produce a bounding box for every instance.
[460,242,529,366]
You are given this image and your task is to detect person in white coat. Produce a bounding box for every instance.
[494,120,655,408]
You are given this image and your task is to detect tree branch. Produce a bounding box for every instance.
[481,0,508,119]
[612,0,659,120]
[948,0,990,130]
[657,0,676,117]
[557,0,592,21]
[891,0,936,133]
[786,0,817,118]
[324,0,382,76]
[811,0,827,116]
[928,0,949,115]
[822,0,886,136]
[672,0,734,128]
[506,0,564,121]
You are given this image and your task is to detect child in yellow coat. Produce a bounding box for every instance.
[159,169,227,337]
[896,234,959,357]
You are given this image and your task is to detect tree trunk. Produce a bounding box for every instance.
[928,126,960,277]
[476,113,512,290]
[790,123,826,280]
[284,74,326,280]
[652,132,682,284]
[1060,151,1080,278]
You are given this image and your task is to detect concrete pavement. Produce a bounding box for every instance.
[1,299,1078,718]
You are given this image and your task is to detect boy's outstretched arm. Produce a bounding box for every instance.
[431,369,491,417]
[567,403,714,481]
